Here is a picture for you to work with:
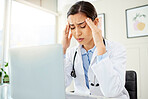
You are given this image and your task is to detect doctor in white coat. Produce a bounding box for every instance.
[62,1,129,99]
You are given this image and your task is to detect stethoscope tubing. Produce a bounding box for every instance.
[70,38,106,86]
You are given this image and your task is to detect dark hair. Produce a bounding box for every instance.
[67,1,97,21]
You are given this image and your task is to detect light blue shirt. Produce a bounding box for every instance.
[81,45,108,89]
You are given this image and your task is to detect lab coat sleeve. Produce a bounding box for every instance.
[64,49,73,87]
[91,43,126,97]
[96,52,108,63]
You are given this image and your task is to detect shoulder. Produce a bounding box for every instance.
[106,40,125,49]
[66,46,78,54]
[65,46,78,58]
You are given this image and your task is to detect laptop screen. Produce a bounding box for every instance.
[9,44,65,99]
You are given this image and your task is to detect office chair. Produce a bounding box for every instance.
[125,70,137,99]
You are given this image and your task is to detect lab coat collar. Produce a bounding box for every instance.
[77,40,108,66]
[80,45,96,55]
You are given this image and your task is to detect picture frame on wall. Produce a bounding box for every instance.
[125,4,148,38]
[98,13,106,39]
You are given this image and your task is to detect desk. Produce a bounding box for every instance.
[0,84,116,99]
[66,92,117,99]
[0,84,10,99]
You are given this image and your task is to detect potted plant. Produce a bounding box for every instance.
[0,71,2,84]
[0,62,9,83]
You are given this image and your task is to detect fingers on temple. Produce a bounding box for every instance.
[64,24,70,35]
[69,33,73,40]
[86,18,98,32]
[85,18,94,29]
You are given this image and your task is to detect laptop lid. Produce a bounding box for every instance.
[9,44,65,99]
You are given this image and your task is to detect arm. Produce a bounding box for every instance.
[62,22,73,87]
[92,44,126,97]
[85,18,126,97]
[64,51,73,87]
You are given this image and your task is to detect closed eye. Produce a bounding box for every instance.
[79,22,86,29]
[70,25,75,30]
[80,25,86,28]
[70,27,75,30]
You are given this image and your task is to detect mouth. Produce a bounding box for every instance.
[77,38,84,42]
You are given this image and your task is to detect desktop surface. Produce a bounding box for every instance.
[66,93,97,99]
[66,93,117,99]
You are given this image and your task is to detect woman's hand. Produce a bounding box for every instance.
[62,23,73,54]
[85,18,106,55]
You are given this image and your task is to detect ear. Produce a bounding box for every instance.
[94,18,99,26]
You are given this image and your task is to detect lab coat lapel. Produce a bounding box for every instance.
[75,45,89,90]
[90,48,98,66]
[75,45,85,76]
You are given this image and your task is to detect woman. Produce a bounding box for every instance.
[62,1,129,99]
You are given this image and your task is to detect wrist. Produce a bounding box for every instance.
[96,45,106,55]
[63,49,67,54]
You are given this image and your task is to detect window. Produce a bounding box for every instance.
[0,0,5,64]
[10,1,56,48]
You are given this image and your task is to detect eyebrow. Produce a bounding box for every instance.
[69,21,85,26]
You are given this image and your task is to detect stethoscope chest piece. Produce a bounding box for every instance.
[71,49,77,78]
[71,70,76,78]
[91,83,99,87]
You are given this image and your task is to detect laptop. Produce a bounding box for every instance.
[9,44,65,99]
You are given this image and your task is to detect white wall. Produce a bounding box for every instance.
[58,0,148,98]
[24,0,57,12]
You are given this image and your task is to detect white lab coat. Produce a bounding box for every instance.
[64,40,130,99]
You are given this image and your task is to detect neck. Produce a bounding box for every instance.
[83,39,95,51]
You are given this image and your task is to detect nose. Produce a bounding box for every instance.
[75,28,82,37]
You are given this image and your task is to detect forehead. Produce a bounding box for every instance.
[67,13,87,24]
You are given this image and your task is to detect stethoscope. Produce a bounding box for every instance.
[71,38,106,87]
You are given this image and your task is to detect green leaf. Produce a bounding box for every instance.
[5,63,8,67]
[4,74,9,77]
[0,72,2,76]
[143,15,146,17]
[1,68,4,72]
[4,71,7,75]
[133,17,136,21]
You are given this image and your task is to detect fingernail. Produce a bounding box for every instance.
[86,18,89,21]
[87,18,90,20]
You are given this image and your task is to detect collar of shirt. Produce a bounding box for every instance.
[81,45,96,55]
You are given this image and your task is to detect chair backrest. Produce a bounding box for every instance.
[125,71,137,99]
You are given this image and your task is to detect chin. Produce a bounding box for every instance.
[77,41,86,45]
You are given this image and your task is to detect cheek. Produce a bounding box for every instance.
[71,31,76,38]
[83,27,92,36]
